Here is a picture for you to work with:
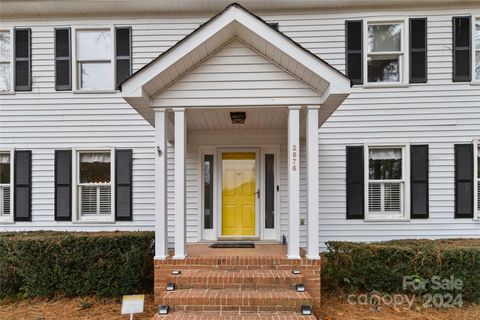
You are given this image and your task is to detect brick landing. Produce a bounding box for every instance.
[153,244,321,319]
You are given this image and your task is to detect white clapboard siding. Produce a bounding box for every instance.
[154,40,321,107]
[0,5,479,251]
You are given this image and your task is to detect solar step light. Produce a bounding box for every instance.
[158,305,169,315]
[296,283,306,292]
[301,305,312,315]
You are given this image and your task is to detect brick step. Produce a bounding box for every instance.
[170,269,304,290]
[163,289,313,312]
[158,256,312,269]
[153,311,317,320]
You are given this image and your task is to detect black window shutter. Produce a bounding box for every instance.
[454,144,473,218]
[345,20,363,85]
[115,27,132,88]
[54,28,71,91]
[452,17,471,82]
[409,18,427,83]
[346,146,364,219]
[115,149,133,221]
[410,145,429,218]
[14,28,32,91]
[14,150,32,221]
[54,150,72,221]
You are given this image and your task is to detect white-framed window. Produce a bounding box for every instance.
[364,20,407,85]
[365,145,410,220]
[75,149,115,222]
[0,29,13,92]
[0,150,13,222]
[74,28,114,91]
[474,17,480,82]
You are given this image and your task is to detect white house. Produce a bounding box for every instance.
[1,1,480,315]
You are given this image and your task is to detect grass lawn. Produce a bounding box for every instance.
[1,294,479,320]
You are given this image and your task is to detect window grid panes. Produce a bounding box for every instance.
[78,151,112,217]
[0,31,11,92]
[368,147,404,216]
[76,30,112,90]
[0,152,11,217]
[367,23,403,83]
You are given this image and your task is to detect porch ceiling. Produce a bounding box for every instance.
[186,108,287,131]
[121,3,351,127]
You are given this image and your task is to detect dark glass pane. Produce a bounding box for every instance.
[477,149,480,178]
[347,52,362,82]
[55,59,70,87]
[79,153,111,183]
[116,59,130,86]
[454,17,470,47]
[265,154,275,229]
[15,29,29,58]
[0,163,10,184]
[454,49,470,78]
[369,148,402,180]
[411,19,426,49]
[411,51,426,80]
[204,155,213,229]
[347,21,362,50]
[15,60,29,87]
[116,28,130,57]
[55,29,70,57]
[367,56,399,82]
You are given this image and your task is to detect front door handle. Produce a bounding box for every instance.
[255,189,260,199]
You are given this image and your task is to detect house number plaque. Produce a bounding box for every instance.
[291,144,297,171]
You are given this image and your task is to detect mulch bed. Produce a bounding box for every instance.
[0,295,157,320]
[320,294,480,320]
[1,294,479,320]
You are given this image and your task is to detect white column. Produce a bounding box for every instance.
[287,106,301,259]
[306,106,320,259]
[154,110,168,259]
[173,108,186,259]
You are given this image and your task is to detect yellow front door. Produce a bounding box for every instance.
[222,152,256,236]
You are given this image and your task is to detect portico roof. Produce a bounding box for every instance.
[120,3,351,126]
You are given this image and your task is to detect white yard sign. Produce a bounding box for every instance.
[121,295,145,319]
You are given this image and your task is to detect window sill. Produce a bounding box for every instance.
[364,216,410,222]
[362,83,409,89]
[73,218,116,224]
[0,91,15,95]
[73,89,119,94]
[0,220,15,224]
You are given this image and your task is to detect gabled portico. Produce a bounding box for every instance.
[121,3,351,261]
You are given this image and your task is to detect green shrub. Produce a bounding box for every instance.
[323,239,480,303]
[0,231,154,299]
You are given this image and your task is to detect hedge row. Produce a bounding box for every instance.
[0,231,155,299]
[323,239,480,303]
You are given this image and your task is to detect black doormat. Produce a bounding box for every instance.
[210,242,255,248]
